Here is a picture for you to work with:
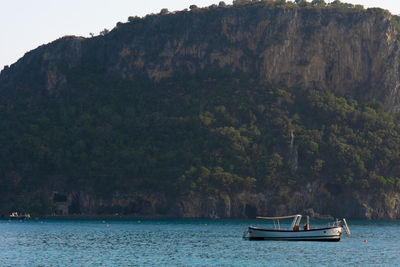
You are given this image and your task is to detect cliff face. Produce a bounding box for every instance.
[48,186,400,220]
[2,5,400,110]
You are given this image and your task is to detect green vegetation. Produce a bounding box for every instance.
[2,69,400,215]
[160,8,169,15]
[100,28,109,36]
[189,5,199,10]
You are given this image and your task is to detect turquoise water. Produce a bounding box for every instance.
[0,219,399,266]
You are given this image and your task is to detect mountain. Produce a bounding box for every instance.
[1,1,400,219]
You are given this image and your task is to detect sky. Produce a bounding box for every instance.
[1,0,400,69]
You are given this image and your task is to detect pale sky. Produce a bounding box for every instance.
[1,0,400,69]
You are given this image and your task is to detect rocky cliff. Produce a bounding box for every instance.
[46,184,400,220]
[2,4,400,110]
[2,2,400,219]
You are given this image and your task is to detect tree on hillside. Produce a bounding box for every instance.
[274,0,287,5]
[100,29,109,36]
[295,0,309,7]
[128,16,140,22]
[329,0,342,7]
[219,1,227,7]
[233,0,251,5]
[160,8,169,15]
[311,0,326,6]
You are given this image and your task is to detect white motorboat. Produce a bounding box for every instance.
[243,214,350,241]
[9,212,31,220]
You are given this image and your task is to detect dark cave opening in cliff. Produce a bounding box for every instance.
[245,204,258,219]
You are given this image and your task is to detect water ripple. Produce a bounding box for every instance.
[0,219,399,266]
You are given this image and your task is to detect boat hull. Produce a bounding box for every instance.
[247,226,342,241]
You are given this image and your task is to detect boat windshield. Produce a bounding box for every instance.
[256,215,302,230]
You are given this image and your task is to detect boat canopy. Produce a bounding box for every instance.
[256,214,302,220]
[256,215,303,230]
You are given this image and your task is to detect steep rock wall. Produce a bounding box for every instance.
[2,6,400,110]
[47,185,400,219]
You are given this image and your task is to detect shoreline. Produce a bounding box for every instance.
[0,215,398,221]
[1,214,256,221]
[1,214,181,221]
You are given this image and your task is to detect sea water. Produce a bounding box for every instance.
[0,219,399,266]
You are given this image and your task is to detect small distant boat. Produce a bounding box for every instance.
[243,214,350,242]
[9,212,31,220]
